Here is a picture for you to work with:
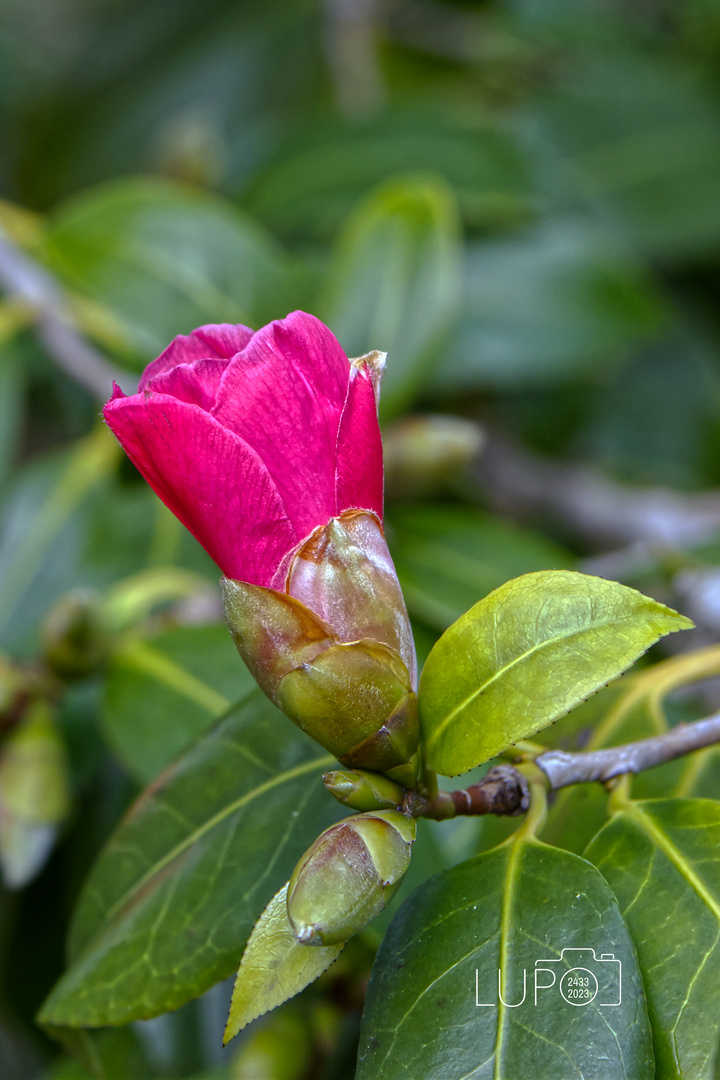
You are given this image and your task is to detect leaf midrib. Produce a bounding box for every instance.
[493,835,524,1079]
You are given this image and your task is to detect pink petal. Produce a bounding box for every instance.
[139,323,255,391]
[335,365,384,519]
[212,312,350,536]
[103,392,297,585]
[145,358,229,410]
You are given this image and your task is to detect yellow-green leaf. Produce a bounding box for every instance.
[224,884,343,1045]
[419,570,693,776]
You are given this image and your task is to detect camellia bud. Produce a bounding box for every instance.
[286,810,416,946]
[222,511,419,777]
[322,769,404,812]
[383,414,484,498]
[41,589,111,679]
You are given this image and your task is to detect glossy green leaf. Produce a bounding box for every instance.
[438,217,665,390]
[224,883,343,1043]
[586,798,720,1079]
[387,504,573,631]
[37,691,337,1029]
[358,833,652,1079]
[322,176,461,416]
[103,624,255,783]
[419,569,693,776]
[43,178,289,359]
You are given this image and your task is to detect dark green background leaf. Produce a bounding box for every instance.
[43,178,292,359]
[439,218,666,390]
[323,175,461,417]
[103,624,255,784]
[38,691,337,1028]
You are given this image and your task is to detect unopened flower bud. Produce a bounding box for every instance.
[42,589,110,679]
[222,513,419,775]
[323,769,404,812]
[384,414,484,498]
[287,810,416,946]
[0,700,70,888]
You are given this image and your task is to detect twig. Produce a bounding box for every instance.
[418,711,720,817]
[0,229,134,400]
[415,764,530,818]
[535,712,720,788]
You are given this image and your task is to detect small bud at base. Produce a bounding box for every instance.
[287,811,416,946]
[322,769,404,812]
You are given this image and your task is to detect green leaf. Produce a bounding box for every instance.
[536,52,720,260]
[0,702,70,889]
[322,176,461,416]
[387,504,573,631]
[0,426,121,649]
[37,691,337,1029]
[419,569,693,776]
[43,178,290,360]
[438,217,665,391]
[358,831,653,1079]
[245,114,531,241]
[586,798,720,1079]
[224,883,343,1044]
[103,625,255,783]
[543,645,720,852]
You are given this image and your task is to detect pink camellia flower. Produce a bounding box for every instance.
[105,311,419,774]
[104,311,417,702]
[104,311,383,590]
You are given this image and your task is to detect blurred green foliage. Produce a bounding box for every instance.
[3,0,720,1076]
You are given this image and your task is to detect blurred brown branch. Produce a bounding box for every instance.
[476,432,720,554]
[0,228,135,401]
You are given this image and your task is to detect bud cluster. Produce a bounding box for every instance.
[222,510,421,948]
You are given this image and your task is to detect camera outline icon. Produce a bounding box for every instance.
[534,948,622,1007]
